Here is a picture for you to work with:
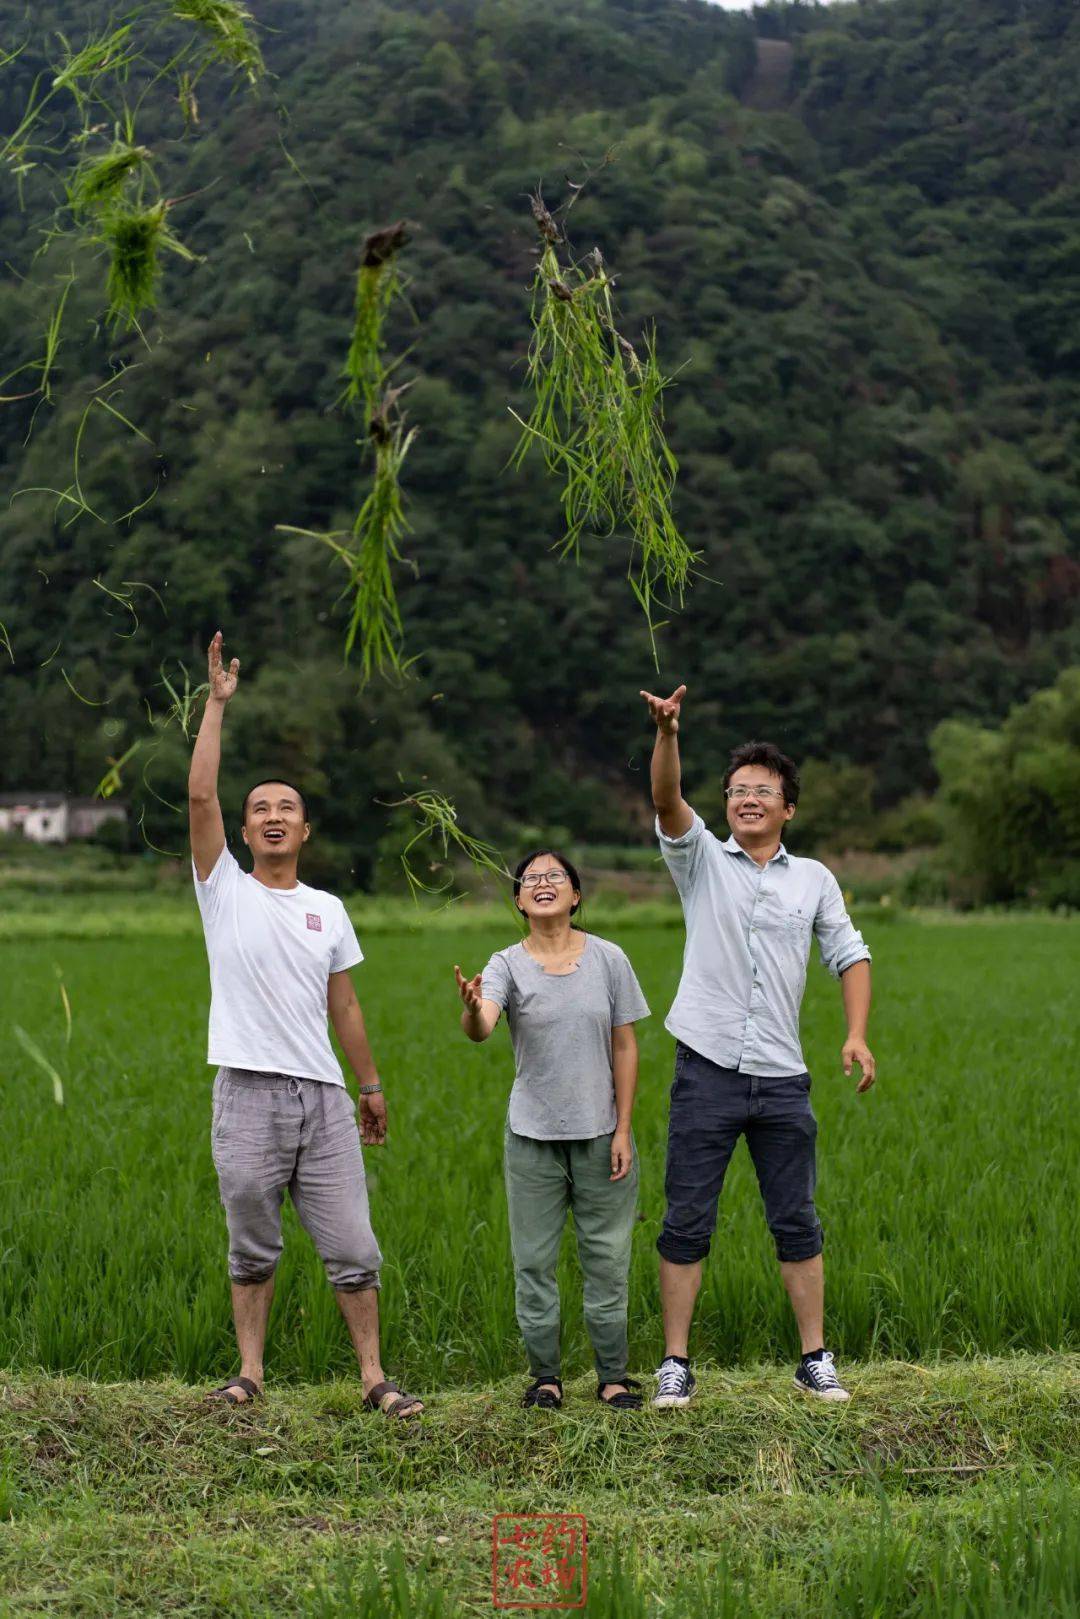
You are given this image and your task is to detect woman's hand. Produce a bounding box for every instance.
[609,1128,633,1181]
[454,964,483,1011]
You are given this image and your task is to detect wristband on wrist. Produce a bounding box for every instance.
[359,1083,382,1095]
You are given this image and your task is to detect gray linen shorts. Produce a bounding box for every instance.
[211,1067,382,1290]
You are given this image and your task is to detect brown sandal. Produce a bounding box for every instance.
[208,1376,261,1406]
[363,1379,424,1420]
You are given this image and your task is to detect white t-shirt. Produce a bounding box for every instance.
[193,846,363,1086]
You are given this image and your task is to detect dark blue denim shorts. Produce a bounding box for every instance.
[656,1041,824,1265]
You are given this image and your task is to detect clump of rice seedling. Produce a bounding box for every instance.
[171,0,264,85]
[345,220,409,415]
[69,139,151,217]
[384,788,512,904]
[280,222,417,680]
[100,201,198,329]
[511,189,696,662]
[278,388,417,683]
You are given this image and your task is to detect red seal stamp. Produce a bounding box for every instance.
[492,1514,587,1609]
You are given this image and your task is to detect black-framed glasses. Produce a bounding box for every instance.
[520,870,571,887]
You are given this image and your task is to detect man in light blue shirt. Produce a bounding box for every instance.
[640,683,875,1407]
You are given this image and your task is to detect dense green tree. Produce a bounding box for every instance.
[0,0,1077,884]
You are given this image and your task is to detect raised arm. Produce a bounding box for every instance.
[640,683,693,838]
[188,631,239,881]
[454,965,501,1042]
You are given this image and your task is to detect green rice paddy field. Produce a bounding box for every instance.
[1,902,1078,1615]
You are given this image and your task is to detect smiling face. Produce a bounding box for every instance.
[516,854,580,926]
[241,782,310,862]
[724,765,796,844]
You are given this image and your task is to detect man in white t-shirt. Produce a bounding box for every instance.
[189,631,423,1419]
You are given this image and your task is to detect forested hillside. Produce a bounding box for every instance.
[1,0,1077,883]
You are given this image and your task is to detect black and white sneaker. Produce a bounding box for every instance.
[793,1350,850,1402]
[652,1357,696,1408]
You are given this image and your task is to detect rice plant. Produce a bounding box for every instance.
[387,788,512,903]
[511,192,696,660]
[345,221,409,415]
[100,200,198,329]
[170,0,264,85]
[157,660,209,739]
[93,741,141,799]
[69,138,152,217]
[277,393,417,681]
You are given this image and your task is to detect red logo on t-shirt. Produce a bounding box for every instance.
[306,913,322,932]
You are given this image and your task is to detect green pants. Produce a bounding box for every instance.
[503,1124,639,1385]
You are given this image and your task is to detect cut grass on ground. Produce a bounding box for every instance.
[1,1357,1078,1616]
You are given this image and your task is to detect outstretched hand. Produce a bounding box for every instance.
[454,964,484,1013]
[640,684,686,736]
[208,631,240,704]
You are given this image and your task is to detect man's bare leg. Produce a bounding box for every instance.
[335,1287,424,1415]
[659,1257,703,1358]
[779,1254,824,1354]
[228,1277,274,1401]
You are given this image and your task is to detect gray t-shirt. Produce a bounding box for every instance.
[481,933,650,1141]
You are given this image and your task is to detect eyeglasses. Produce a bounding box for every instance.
[520,870,571,887]
[725,785,786,802]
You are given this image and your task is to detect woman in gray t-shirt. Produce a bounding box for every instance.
[454,849,650,1412]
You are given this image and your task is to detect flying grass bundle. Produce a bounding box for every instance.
[511,192,695,659]
[278,387,417,682]
[345,221,409,415]
[69,140,151,216]
[278,224,416,678]
[171,0,265,84]
[390,789,512,903]
[101,201,197,329]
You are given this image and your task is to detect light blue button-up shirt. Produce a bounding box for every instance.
[657,811,871,1077]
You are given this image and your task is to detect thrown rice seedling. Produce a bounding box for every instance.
[511,190,695,660]
[277,395,417,683]
[100,200,198,329]
[345,220,409,415]
[50,23,139,102]
[93,741,141,799]
[69,137,152,217]
[386,788,512,904]
[171,0,265,86]
[157,660,209,740]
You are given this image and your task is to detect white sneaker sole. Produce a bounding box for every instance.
[793,1376,850,1402]
[652,1390,695,1408]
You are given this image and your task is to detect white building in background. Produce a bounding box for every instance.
[0,794,127,844]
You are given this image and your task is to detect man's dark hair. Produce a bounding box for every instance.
[513,848,584,923]
[722,742,800,807]
[241,780,309,826]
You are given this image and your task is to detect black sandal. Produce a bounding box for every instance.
[522,1377,563,1410]
[207,1376,261,1406]
[363,1379,424,1420]
[597,1377,643,1410]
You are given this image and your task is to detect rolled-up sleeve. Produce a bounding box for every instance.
[655,810,707,899]
[813,870,871,979]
